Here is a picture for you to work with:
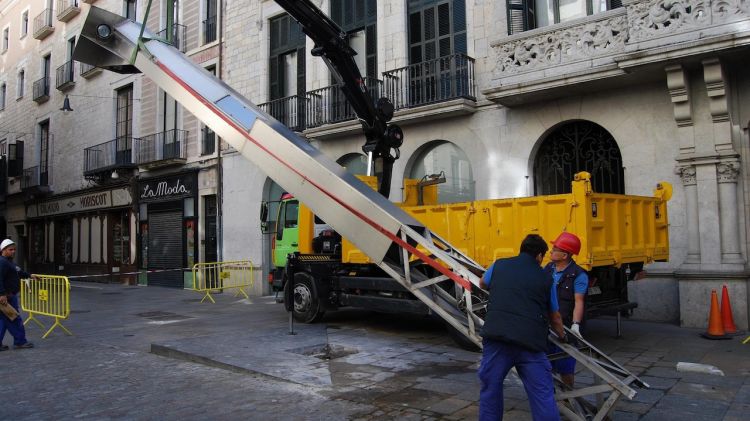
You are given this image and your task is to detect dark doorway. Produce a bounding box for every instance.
[204,195,217,263]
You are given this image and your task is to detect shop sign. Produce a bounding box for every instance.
[139,173,196,202]
[28,187,132,218]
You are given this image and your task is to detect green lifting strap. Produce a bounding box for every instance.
[129,0,154,65]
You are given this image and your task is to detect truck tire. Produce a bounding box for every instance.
[286,272,325,323]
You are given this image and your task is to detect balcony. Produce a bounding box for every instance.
[157,24,187,53]
[33,9,54,40]
[56,0,80,22]
[83,137,136,180]
[136,129,188,169]
[56,61,75,91]
[303,77,383,129]
[32,77,50,103]
[21,166,51,195]
[203,15,217,44]
[258,95,306,132]
[80,62,102,78]
[484,0,750,106]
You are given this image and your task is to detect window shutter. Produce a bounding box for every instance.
[507,0,535,35]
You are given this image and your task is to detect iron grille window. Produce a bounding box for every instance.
[0,83,5,110]
[533,121,624,195]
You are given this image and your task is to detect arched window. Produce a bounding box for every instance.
[337,153,369,176]
[534,121,624,195]
[409,140,474,203]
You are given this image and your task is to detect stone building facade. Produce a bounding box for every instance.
[219,0,750,330]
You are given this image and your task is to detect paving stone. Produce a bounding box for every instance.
[423,397,472,415]
[611,410,641,421]
[670,381,736,402]
[644,366,683,378]
[615,400,653,414]
[632,388,665,404]
[656,393,730,415]
[639,376,679,390]
[734,385,750,403]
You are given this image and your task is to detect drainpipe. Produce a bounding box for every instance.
[216,0,224,262]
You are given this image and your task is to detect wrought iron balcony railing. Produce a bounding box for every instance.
[83,137,136,176]
[79,62,101,78]
[257,95,305,132]
[304,77,383,129]
[33,8,54,39]
[32,77,50,103]
[136,129,188,165]
[56,0,80,22]
[56,61,75,91]
[21,165,50,190]
[203,15,217,44]
[157,24,187,52]
[383,54,476,111]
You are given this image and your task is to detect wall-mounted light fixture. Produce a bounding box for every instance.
[60,94,141,114]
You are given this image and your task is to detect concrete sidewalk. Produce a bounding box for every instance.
[2,282,749,420]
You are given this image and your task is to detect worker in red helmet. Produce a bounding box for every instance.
[545,232,588,388]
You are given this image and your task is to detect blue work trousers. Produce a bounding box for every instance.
[478,338,559,421]
[0,294,28,346]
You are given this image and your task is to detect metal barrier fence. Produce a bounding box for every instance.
[192,260,254,303]
[20,275,73,338]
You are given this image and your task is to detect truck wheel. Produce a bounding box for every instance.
[286,272,325,323]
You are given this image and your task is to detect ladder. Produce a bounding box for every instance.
[73,7,646,419]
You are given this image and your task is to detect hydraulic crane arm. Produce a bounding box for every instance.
[274,0,402,198]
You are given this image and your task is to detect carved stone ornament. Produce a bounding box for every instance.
[628,0,750,42]
[492,14,628,75]
[717,161,740,183]
[675,165,697,185]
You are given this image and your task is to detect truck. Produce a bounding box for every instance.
[264,172,672,342]
[73,3,656,418]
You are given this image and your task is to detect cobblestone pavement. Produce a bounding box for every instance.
[1,282,748,420]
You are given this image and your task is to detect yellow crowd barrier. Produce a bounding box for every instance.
[20,275,73,339]
[192,260,254,303]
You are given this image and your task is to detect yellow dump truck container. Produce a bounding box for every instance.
[341,172,671,270]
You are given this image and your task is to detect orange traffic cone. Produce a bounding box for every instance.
[720,285,743,336]
[701,290,730,340]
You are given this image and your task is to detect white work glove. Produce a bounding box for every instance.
[570,323,583,339]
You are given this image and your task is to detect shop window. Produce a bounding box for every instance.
[30,222,45,264]
[112,211,130,266]
[55,219,73,265]
[533,120,624,195]
[409,140,474,203]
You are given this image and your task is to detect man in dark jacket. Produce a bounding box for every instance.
[478,234,566,421]
[0,239,35,350]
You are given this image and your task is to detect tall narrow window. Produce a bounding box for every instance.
[17,69,25,98]
[408,0,467,65]
[116,85,134,164]
[39,120,50,186]
[0,83,6,110]
[125,0,137,20]
[21,11,29,38]
[2,27,8,52]
[512,0,621,32]
[202,65,217,155]
[330,0,377,78]
[203,0,217,44]
[268,14,306,129]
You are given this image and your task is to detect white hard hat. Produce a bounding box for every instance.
[0,239,15,251]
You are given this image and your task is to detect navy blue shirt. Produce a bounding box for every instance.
[0,255,30,295]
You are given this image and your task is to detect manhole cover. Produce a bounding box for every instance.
[287,344,358,360]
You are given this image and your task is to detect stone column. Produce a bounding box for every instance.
[717,160,744,264]
[676,165,700,265]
